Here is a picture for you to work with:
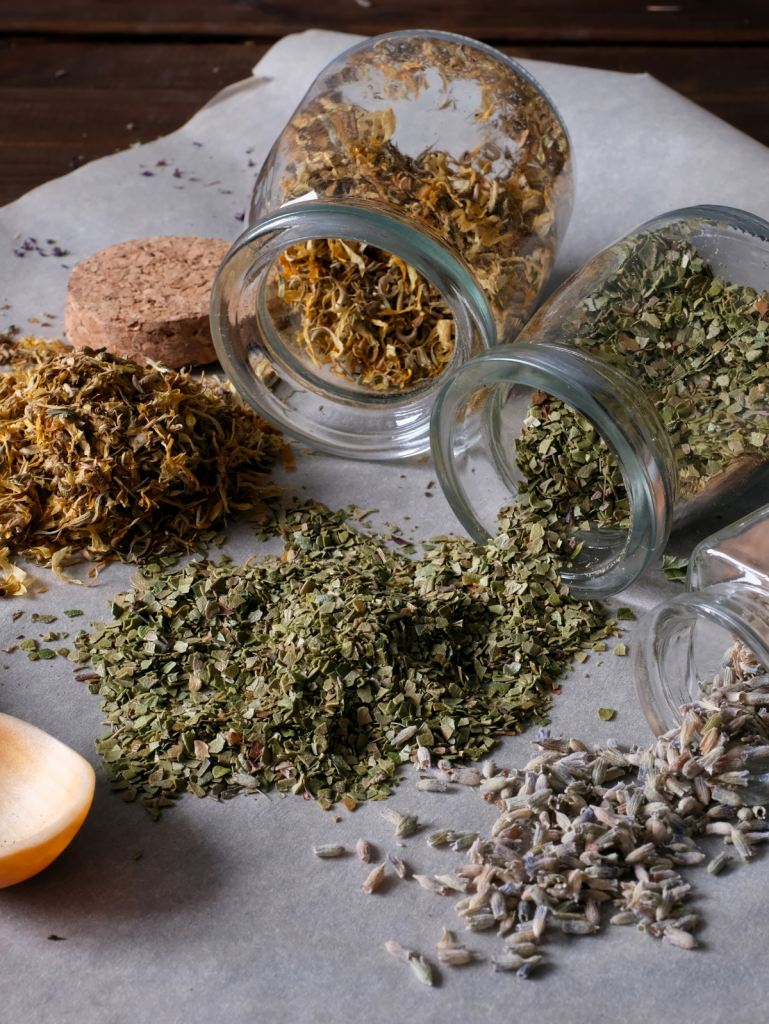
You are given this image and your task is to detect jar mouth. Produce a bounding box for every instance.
[431,341,675,599]
[633,582,769,736]
[210,199,495,459]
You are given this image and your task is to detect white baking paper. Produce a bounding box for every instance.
[1,31,768,1024]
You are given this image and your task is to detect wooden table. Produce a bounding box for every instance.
[1,1,768,209]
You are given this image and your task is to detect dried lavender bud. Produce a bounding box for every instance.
[313,845,346,859]
[360,864,387,893]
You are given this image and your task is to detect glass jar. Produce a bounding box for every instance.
[432,204,769,598]
[211,30,573,459]
[634,503,769,800]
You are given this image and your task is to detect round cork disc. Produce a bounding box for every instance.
[65,236,231,367]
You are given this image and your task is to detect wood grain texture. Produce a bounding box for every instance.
[0,39,266,206]
[1,0,768,42]
[0,36,767,208]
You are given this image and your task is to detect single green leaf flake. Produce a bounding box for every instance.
[613,643,627,657]
[64,609,84,618]
[598,707,616,721]
[662,555,689,582]
[616,608,636,621]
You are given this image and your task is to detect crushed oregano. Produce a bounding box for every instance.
[515,222,769,537]
[77,499,610,818]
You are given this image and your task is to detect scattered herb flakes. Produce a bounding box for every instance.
[616,607,637,621]
[77,500,606,816]
[32,613,57,623]
[386,639,769,974]
[662,555,689,582]
[0,337,283,571]
[613,643,627,657]
[63,609,84,618]
[598,707,616,721]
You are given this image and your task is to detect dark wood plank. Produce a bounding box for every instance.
[0,37,265,90]
[1,38,767,208]
[0,39,266,206]
[501,45,769,149]
[1,0,769,43]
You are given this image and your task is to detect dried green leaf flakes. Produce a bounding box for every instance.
[662,556,689,582]
[77,501,606,813]
[513,224,769,556]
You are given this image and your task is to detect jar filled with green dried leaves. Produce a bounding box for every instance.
[212,30,572,458]
[433,205,769,598]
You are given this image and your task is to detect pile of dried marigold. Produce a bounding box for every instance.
[0,336,282,572]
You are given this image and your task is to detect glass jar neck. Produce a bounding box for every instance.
[431,340,677,599]
[211,198,495,459]
[634,580,769,736]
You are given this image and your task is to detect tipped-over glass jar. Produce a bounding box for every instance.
[634,503,769,801]
[211,30,573,458]
[432,204,769,598]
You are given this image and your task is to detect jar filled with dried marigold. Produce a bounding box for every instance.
[212,30,572,458]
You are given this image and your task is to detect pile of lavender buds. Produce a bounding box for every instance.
[343,639,769,984]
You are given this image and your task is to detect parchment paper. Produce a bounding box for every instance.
[1,31,768,1024]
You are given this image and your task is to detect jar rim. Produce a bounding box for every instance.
[430,341,675,599]
[210,198,495,459]
[636,203,769,242]
[633,581,769,736]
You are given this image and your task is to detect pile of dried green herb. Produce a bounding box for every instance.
[271,35,570,389]
[517,224,769,531]
[0,337,283,571]
[76,499,611,818]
